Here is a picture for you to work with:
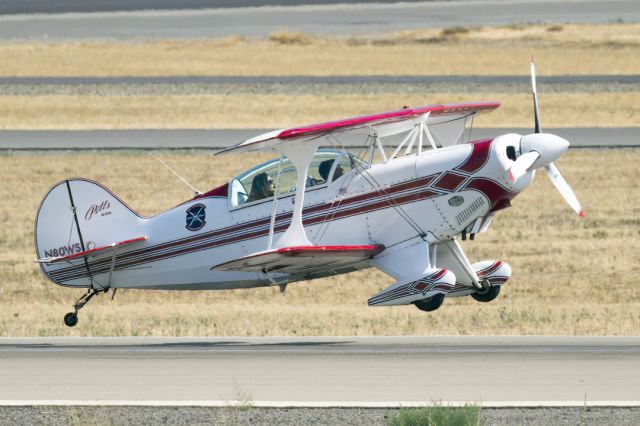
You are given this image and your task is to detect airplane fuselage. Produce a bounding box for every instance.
[37,135,531,291]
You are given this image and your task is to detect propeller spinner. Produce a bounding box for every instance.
[507,56,584,217]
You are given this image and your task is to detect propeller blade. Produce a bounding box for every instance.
[531,55,541,134]
[544,162,584,217]
[507,151,539,182]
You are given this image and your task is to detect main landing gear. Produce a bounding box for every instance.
[63,288,106,327]
[413,293,445,312]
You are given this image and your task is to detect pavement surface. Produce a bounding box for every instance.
[3,0,453,15]
[0,336,638,404]
[0,128,637,150]
[3,75,639,86]
[0,0,638,40]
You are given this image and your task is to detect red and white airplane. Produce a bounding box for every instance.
[35,60,582,327]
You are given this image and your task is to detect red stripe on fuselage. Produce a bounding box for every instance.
[432,172,467,192]
[455,139,493,174]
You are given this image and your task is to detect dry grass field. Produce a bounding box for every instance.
[1,22,638,130]
[1,23,639,77]
[1,92,638,129]
[0,149,637,336]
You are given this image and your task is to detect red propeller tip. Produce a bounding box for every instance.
[578,210,585,218]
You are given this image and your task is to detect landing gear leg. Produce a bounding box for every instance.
[444,239,490,292]
[64,288,105,327]
[475,278,492,294]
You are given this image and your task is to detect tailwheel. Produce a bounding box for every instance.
[413,293,445,312]
[471,284,501,302]
[64,312,78,327]
[63,288,106,327]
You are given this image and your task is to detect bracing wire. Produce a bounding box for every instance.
[325,133,427,239]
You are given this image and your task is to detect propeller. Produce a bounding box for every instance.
[506,56,584,218]
[507,151,539,182]
[544,162,585,217]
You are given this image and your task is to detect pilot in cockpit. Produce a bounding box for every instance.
[247,172,275,202]
[319,159,344,183]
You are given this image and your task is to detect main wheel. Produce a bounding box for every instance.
[64,312,78,327]
[413,293,445,312]
[471,285,501,302]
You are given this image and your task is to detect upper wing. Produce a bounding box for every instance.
[36,236,147,264]
[217,101,499,155]
[211,244,385,275]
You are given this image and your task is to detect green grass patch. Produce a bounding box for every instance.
[388,403,481,426]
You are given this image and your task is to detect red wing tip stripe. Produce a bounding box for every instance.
[277,245,384,255]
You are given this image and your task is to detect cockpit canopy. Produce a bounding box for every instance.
[230,149,359,208]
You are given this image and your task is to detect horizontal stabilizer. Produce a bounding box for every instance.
[36,236,146,264]
[211,244,385,275]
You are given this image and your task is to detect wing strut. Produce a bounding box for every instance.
[272,139,322,248]
[267,155,284,249]
[375,134,387,163]
[386,112,436,163]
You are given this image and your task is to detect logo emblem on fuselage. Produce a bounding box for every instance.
[448,196,464,207]
[186,204,206,231]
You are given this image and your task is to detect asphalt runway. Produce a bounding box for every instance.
[0,336,638,404]
[2,0,449,15]
[3,75,639,85]
[1,128,637,150]
[0,0,638,40]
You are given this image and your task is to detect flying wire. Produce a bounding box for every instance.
[326,133,427,239]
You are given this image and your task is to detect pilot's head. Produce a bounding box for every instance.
[319,159,344,182]
[252,172,275,198]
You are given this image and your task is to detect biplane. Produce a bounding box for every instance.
[35,60,582,327]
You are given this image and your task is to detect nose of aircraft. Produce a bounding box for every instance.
[519,133,570,169]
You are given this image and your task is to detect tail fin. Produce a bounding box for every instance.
[35,178,146,288]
